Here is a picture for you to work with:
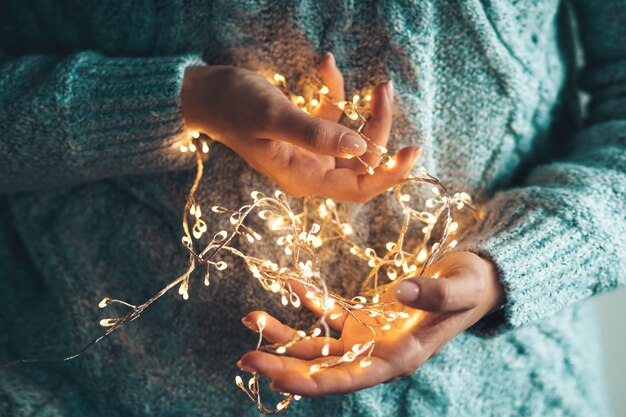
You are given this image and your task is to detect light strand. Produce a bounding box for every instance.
[1,71,476,416]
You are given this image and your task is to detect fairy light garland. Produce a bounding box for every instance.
[0,71,476,416]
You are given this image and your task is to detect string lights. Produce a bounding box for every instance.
[1,71,476,415]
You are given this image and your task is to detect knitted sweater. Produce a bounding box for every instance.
[0,1,624,416]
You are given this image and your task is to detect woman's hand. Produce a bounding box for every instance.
[237,251,504,396]
[180,53,420,202]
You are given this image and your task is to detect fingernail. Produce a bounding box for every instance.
[386,80,394,101]
[325,52,335,64]
[411,148,422,165]
[339,134,367,156]
[237,360,256,372]
[241,317,257,332]
[395,280,420,304]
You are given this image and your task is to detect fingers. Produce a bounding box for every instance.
[286,280,346,331]
[242,311,297,343]
[318,147,421,203]
[264,103,367,158]
[238,351,392,397]
[311,52,345,122]
[393,272,483,312]
[241,311,343,359]
[272,359,392,397]
[335,80,394,172]
[363,81,393,151]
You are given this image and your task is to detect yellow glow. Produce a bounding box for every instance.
[256,315,266,330]
[385,157,396,169]
[320,85,330,95]
[417,248,428,263]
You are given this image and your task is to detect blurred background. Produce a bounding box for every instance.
[596,288,626,417]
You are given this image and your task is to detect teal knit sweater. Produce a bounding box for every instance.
[1,1,624,416]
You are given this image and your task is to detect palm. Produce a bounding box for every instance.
[238,252,502,396]
[232,53,414,201]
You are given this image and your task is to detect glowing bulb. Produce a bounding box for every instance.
[270,282,281,292]
[202,142,210,153]
[322,343,330,356]
[417,248,428,263]
[277,400,289,411]
[360,358,372,368]
[256,315,266,330]
[273,73,285,83]
[98,298,110,308]
[179,144,188,153]
[191,131,200,139]
[385,157,396,168]
[99,318,117,327]
[276,346,287,354]
[310,98,319,107]
[341,224,353,235]
[320,85,330,95]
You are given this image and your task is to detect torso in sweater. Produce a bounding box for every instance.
[0,1,612,416]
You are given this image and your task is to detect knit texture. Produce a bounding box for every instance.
[0,1,624,416]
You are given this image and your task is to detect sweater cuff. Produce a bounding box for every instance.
[60,52,205,177]
[454,188,604,336]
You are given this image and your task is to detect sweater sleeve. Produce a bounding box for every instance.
[456,0,626,333]
[0,51,204,192]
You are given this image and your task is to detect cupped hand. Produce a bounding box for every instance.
[180,53,420,202]
[237,251,504,396]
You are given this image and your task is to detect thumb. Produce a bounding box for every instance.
[267,105,368,157]
[393,274,482,312]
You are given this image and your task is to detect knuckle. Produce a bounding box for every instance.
[300,120,329,151]
[433,282,451,309]
[281,183,306,198]
[256,100,285,132]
